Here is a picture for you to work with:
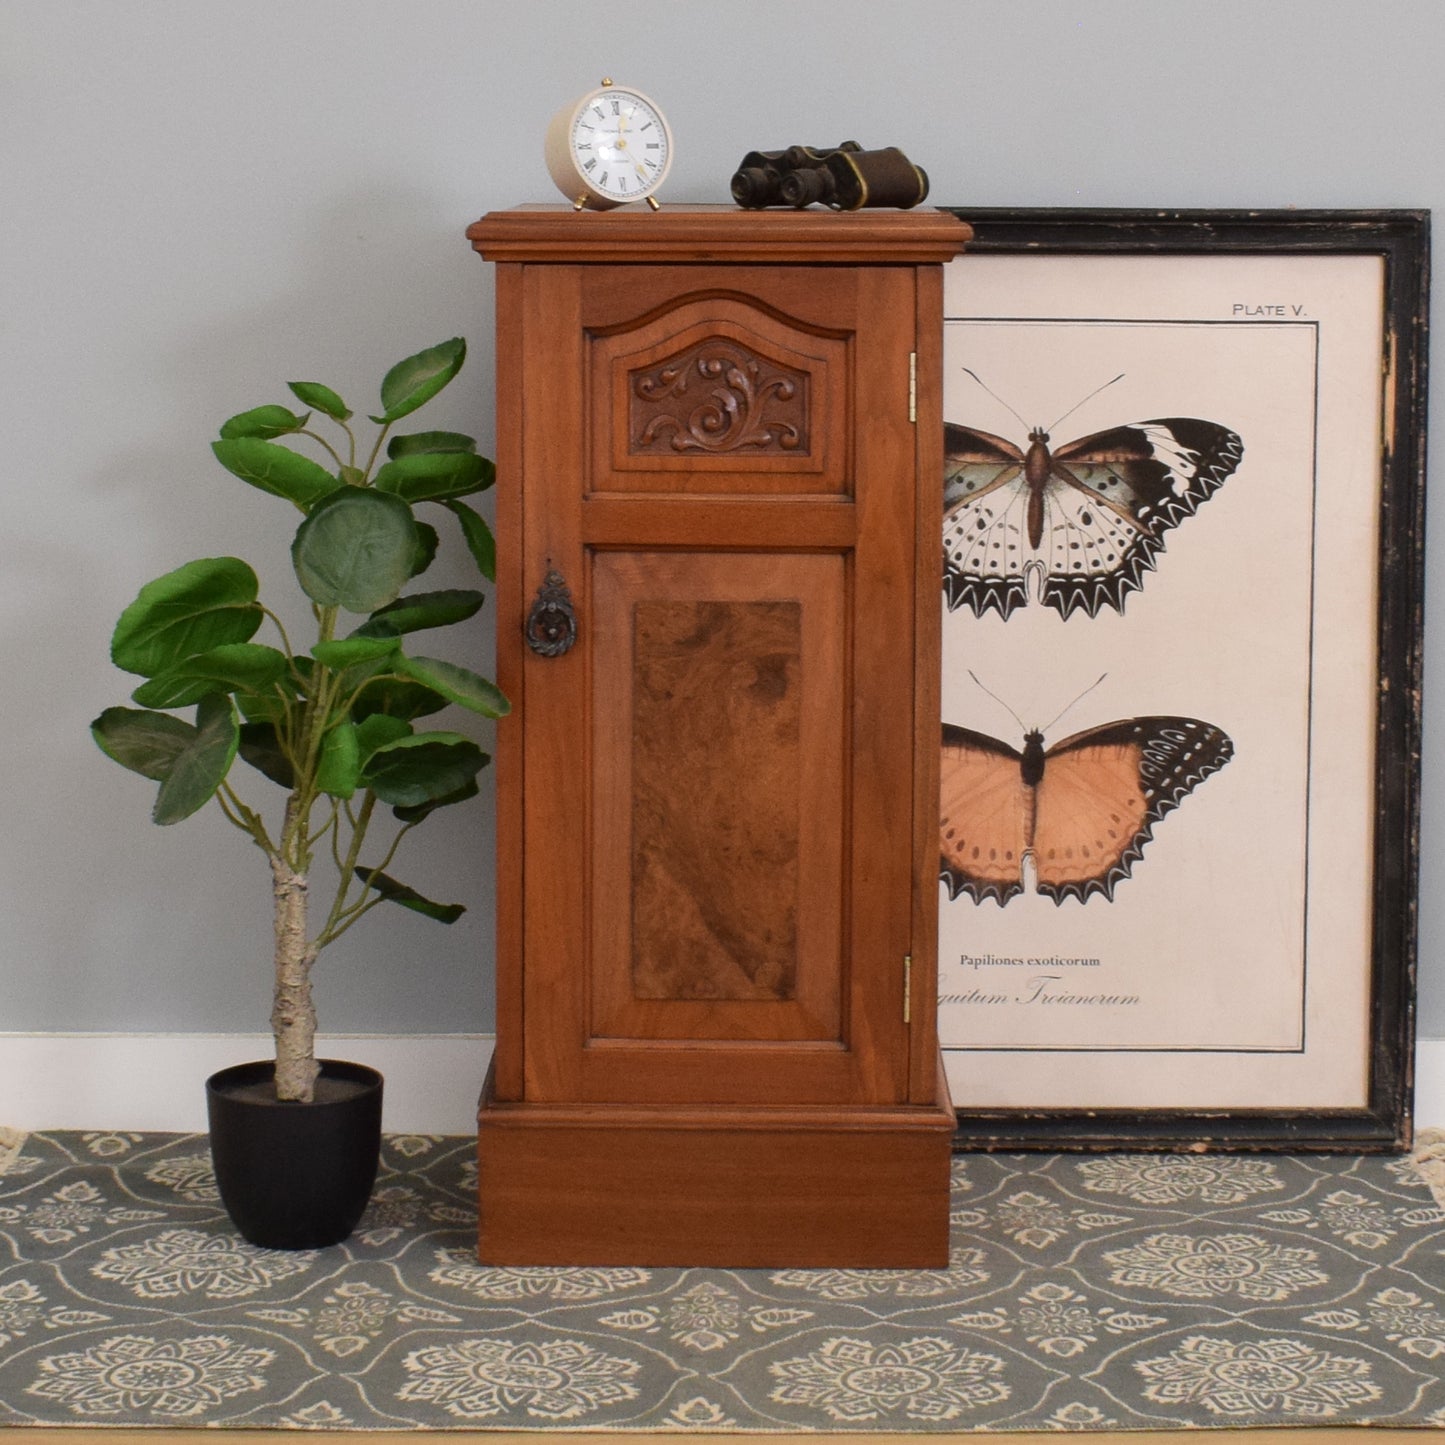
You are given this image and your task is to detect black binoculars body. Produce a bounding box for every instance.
[731,142,929,211]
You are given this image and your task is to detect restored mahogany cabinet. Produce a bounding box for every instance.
[466,205,971,1267]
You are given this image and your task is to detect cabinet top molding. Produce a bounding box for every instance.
[468,203,972,265]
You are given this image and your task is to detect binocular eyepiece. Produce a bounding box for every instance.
[731,142,929,212]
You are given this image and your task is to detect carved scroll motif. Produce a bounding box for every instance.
[630,340,810,456]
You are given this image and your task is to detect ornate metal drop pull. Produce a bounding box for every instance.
[525,568,578,657]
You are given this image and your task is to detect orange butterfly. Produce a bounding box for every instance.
[940,715,1233,905]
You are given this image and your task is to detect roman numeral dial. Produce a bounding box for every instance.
[545,80,673,211]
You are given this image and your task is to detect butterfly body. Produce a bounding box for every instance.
[940,715,1233,906]
[1017,727,1046,786]
[1023,430,1052,547]
[943,415,1243,619]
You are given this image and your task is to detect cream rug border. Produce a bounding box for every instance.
[18,1430,1445,1443]
[0,1127,26,1177]
[1413,1125,1445,1209]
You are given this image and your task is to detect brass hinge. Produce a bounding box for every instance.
[903,953,913,1024]
[908,352,917,423]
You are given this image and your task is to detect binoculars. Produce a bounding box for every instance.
[730,142,929,211]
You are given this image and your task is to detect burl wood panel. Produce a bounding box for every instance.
[587,551,847,1069]
[631,600,802,1002]
[629,339,810,457]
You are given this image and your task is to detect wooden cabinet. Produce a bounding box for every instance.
[467,205,970,1267]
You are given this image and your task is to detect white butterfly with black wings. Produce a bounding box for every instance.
[943,414,1244,620]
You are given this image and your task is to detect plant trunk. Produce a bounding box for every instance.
[271,851,319,1102]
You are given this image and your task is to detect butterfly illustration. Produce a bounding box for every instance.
[942,379,1243,620]
[940,714,1234,906]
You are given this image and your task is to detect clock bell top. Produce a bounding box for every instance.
[467,204,972,266]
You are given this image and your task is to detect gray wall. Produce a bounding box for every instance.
[6,0,1442,1040]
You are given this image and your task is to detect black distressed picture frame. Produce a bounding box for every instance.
[940,209,1427,1152]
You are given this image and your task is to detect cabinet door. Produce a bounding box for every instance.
[517,262,920,1106]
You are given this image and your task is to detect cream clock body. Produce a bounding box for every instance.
[545,79,673,210]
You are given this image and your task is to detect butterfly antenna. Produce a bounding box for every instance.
[959,368,1031,433]
[1046,374,1125,435]
[1041,673,1109,735]
[967,670,1025,733]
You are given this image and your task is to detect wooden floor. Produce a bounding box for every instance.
[10,1431,1442,1442]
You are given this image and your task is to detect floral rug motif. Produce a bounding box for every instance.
[0,1132,1442,1430]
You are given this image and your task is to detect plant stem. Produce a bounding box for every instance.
[260,604,296,660]
[216,782,275,856]
[317,790,377,950]
[299,428,346,471]
[314,891,385,949]
[360,421,392,482]
[267,606,341,1103]
[271,794,319,1102]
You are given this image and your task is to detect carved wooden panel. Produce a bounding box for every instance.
[630,599,802,1002]
[587,291,849,493]
[629,342,809,459]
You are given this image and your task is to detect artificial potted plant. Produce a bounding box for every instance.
[92,338,505,1248]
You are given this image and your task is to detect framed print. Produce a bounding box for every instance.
[938,209,1427,1150]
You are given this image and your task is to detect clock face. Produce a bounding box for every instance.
[565,86,671,204]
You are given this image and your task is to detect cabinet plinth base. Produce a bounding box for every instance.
[476,1070,955,1268]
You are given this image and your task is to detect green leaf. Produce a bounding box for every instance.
[396,655,509,718]
[130,643,289,709]
[212,437,338,509]
[387,430,476,458]
[92,707,197,781]
[219,404,309,440]
[410,520,439,579]
[371,337,466,424]
[287,380,352,422]
[291,487,419,612]
[327,651,389,699]
[237,722,294,788]
[310,636,401,669]
[373,451,494,503]
[316,720,361,798]
[110,557,262,677]
[355,867,465,924]
[392,773,481,824]
[360,732,486,807]
[353,589,484,639]
[352,676,448,723]
[355,713,412,761]
[443,499,496,582]
[153,694,239,825]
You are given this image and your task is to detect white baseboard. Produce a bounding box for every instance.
[0,1034,493,1135]
[1416,1035,1444,1131]
[1,1032,1440,1138]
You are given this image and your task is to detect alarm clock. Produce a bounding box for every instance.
[544,79,673,211]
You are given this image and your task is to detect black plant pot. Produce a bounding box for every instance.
[206,1058,383,1249]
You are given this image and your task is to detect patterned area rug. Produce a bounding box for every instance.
[0,1131,1443,1431]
